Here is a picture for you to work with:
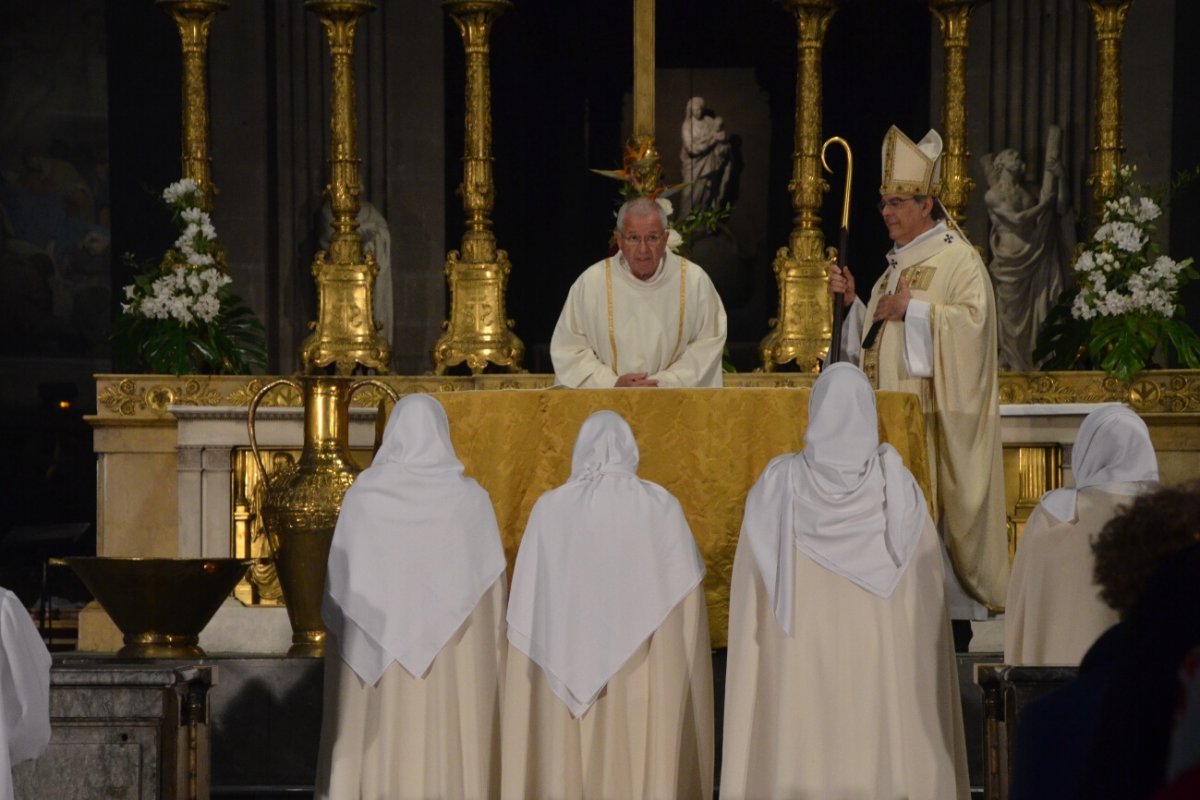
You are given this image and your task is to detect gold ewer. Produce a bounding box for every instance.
[247,375,399,656]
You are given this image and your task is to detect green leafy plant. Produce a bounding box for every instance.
[113,179,267,375]
[1034,164,1199,381]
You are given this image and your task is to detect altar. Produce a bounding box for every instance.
[84,382,933,651]
[79,368,1200,657]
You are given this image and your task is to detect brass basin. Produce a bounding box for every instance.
[59,557,251,658]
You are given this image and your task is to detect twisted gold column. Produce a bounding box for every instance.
[300,0,390,375]
[434,0,524,374]
[158,0,228,212]
[1086,0,1132,202]
[760,0,839,372]
[927,0,983,226]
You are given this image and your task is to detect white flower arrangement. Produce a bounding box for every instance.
[121,179,229,325]
[656,197,686,253]
[114,179,265,374]
[1071,166,1188,322]
[1040,163,1199,381]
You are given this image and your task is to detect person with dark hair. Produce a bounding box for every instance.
[1074,488,1200,799]
[828,125,1008,637]
[1008,483,1200,800]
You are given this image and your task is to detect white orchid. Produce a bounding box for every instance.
[162,178,198,205]
[666,228,684,253]
[122,181,232,327]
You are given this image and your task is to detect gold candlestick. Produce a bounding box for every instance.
[157,0,229,211]
[927,0,984,226]
[433,0,525,374]
[759,0,840,372]
[1085,0,1132,202]
[299,0,391,375]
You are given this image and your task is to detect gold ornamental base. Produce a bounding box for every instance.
[759,244,835,372]
[433,250,525,374]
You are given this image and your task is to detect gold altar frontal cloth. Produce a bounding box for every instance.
[411,387,930,648]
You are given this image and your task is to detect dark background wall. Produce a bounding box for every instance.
[465,0,931,371]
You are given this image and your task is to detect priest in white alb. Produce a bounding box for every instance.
[828,125,1009,618]
[1,585,51,800]
[1005,404,1159,666]
[315,394,508,800]
[721,364,968,799]
[550,196,728,387]
[502,410,714,798]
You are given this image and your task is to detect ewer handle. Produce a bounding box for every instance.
[246,378,303,489]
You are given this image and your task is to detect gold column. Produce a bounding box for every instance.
[300,0,391,375]
[759,0,839,372]
[628,0,663,195]
[1086,0,1132,202]
[927,0,983,226]
[157,0,228,212]
[433,0,525,374]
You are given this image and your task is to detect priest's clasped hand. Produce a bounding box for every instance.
[616,372,659,388]
[873,275,910,322]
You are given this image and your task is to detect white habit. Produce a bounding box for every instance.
[550,251,728,387]
[315,394,508,800]
[1,587,51,800]
[1004,404,1159,665]
[721,365,969,800]
[502,411,714,799]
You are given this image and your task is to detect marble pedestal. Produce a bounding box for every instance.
[12,662,215,800]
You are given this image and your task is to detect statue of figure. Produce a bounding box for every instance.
[318,199,394,344]
[982,126,1073,371]
[248,450,296,603]
[679,97,732,215]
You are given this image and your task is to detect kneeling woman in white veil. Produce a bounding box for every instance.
[315,394,507,800]
[721,363,968,800]
[502,410,714,799]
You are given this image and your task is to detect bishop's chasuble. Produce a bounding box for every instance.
[550,251,728,388]
[846,223,1009,610]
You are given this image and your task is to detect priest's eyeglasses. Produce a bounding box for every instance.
[622,233,665,247]
[878,197,916,211]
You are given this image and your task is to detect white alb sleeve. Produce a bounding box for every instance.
[902,299,933,377]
